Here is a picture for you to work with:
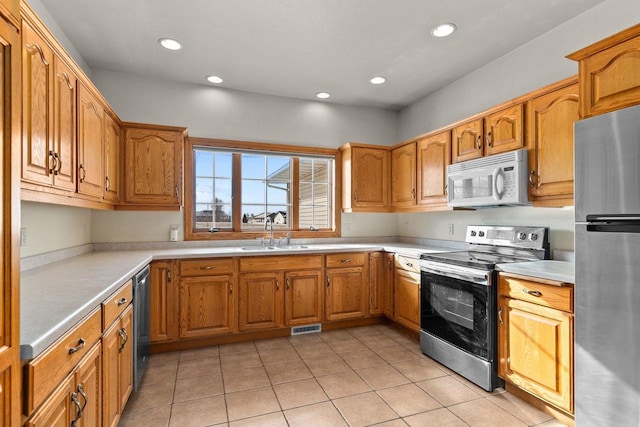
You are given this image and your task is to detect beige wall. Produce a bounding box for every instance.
[20,202,92,257]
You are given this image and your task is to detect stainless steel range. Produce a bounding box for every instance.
[419,225,549,391]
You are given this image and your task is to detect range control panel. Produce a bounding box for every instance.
[465,225,548,250]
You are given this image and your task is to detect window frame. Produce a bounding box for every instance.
[185,137,342,240]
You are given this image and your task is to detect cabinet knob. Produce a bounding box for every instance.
[286,277,290,291]
[116,297,128,306]
[340,258,352,264]
[487,131,492,147]
[326,276,330,288]
[78,164,86,183]
[118,328,129,352]
[498,306,504,325]
[522,288,542,297]
[529,170,536,188]
[68,338,86,354]
[476,135,482,149]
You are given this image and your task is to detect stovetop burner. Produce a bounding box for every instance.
[420,250,536,270]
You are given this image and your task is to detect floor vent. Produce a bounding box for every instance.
[291,324,322,336]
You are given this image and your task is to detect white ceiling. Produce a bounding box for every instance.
[41,0,605,110]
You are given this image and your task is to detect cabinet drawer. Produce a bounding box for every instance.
[239,255,322,272]
[25,307,102,415]
[395,255,419,273]
[180,258,235,276]
[325,252,366,268]
[102,280,132,329]
[499,274,573,313]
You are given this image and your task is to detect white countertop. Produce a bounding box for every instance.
[497,260,575,284]
[20,242,454,360]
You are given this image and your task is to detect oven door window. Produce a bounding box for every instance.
[421,271,492,360]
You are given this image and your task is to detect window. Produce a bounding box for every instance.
[185,138,340,240]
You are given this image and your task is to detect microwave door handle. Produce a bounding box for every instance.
[493,168,506,201]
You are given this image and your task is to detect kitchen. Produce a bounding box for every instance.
[2,0,640,426]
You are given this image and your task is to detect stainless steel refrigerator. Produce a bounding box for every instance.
[575,103,640,426]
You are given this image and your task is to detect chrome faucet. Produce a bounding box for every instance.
[264,217,275,246]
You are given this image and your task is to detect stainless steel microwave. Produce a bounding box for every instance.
[446,149,530,208]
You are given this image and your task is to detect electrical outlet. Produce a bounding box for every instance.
[343,222,351,232]
[448,223,454,235]
[20,227,27,246]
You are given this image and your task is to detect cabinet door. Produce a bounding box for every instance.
[394,269,420,332]
[24,376,74,427]
[179,275,235,338]
[325,267,367,321]
[527,83,579,203]
[118,305,133,414]
[417,132,450,206]
[21,20,53,186]
[351,147,390,209]
[103,113,120,203]
[74,342,101,427]
[368,252,385,316]
[0,17,21,427]
[452,118,483,163]
[102,321,120,427]
[284,270,323,326]
[123,127,183,206]
[391,142,417,208]
[382,253,395,318]
[239,272,283,331]
[150,261,179,342]
[77,83,104,198]
[498,296,573,412]
[51,55,76,191]
[484,104,524,156]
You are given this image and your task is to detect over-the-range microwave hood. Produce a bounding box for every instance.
[446,149,531,208]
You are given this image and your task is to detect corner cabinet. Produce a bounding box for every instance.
[568,23,640,118]
[498,273,574,415]
[340,143,391,212]
[526,78,579,206]
[121,123,186,210]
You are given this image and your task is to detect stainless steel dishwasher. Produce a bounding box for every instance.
[133,265,150,391]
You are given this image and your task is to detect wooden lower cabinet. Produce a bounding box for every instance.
[179,274,235,338]
[394,268,420,333]
[369,251,394,316]
[150,260,179,342]
[325,265,368,321]
[284,270,323,326]
[102,304,133,427]
[239,272,283,331]
[26,342,102,427]
[498,274,574,414]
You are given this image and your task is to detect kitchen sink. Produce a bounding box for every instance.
[240,246,278,251]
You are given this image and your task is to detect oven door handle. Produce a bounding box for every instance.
[419,261,489,285]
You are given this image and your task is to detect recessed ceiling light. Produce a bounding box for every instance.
[431,23,457,38]
[370,76,386,85]
[316,92,331,99]
[206,75,223,84]
[158,38,182,50]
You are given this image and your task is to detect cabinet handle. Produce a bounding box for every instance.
[498,306,504,325]
[326,276,330,288]
[476,135,482,149]
[60,71,73,90]
[116,297,128,306]
[175,185,179,197]
[78,164,86,183]
[411,188,416,199]
[76,384,88,414]
[405,262,413,268]
[522,288,542,297]
[167,268,172,283]
[26,43,49,65]
[354,191,358,201]
[286,277,290,291]
[68,338,86,354]
[444,184,448,196]
[70,392,83,426]
[229,283,233,294]
[105,176,111,191]
[200,265,215,270]
[487,131,492,147]
[49,151,58,174]
[118,328,129,352]
[340,258,352,264]
[276,279,280,291]
[529,170,536,188]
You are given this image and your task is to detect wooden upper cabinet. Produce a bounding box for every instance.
[77,83,104,198]
[52,56,77,192]
[103,113,120,203]
[527,79,579,206]
[122,124,185,208]
[452,118,483,163]
[21,20,53,186]
[568,23,640,118]
[484,104,524,156]
[391,142,417,208]
[417,132,450,207]
[340,143,390,212]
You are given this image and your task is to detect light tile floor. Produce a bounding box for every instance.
[120,324,568,427]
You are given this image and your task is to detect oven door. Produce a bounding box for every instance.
[420,261,495,361]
